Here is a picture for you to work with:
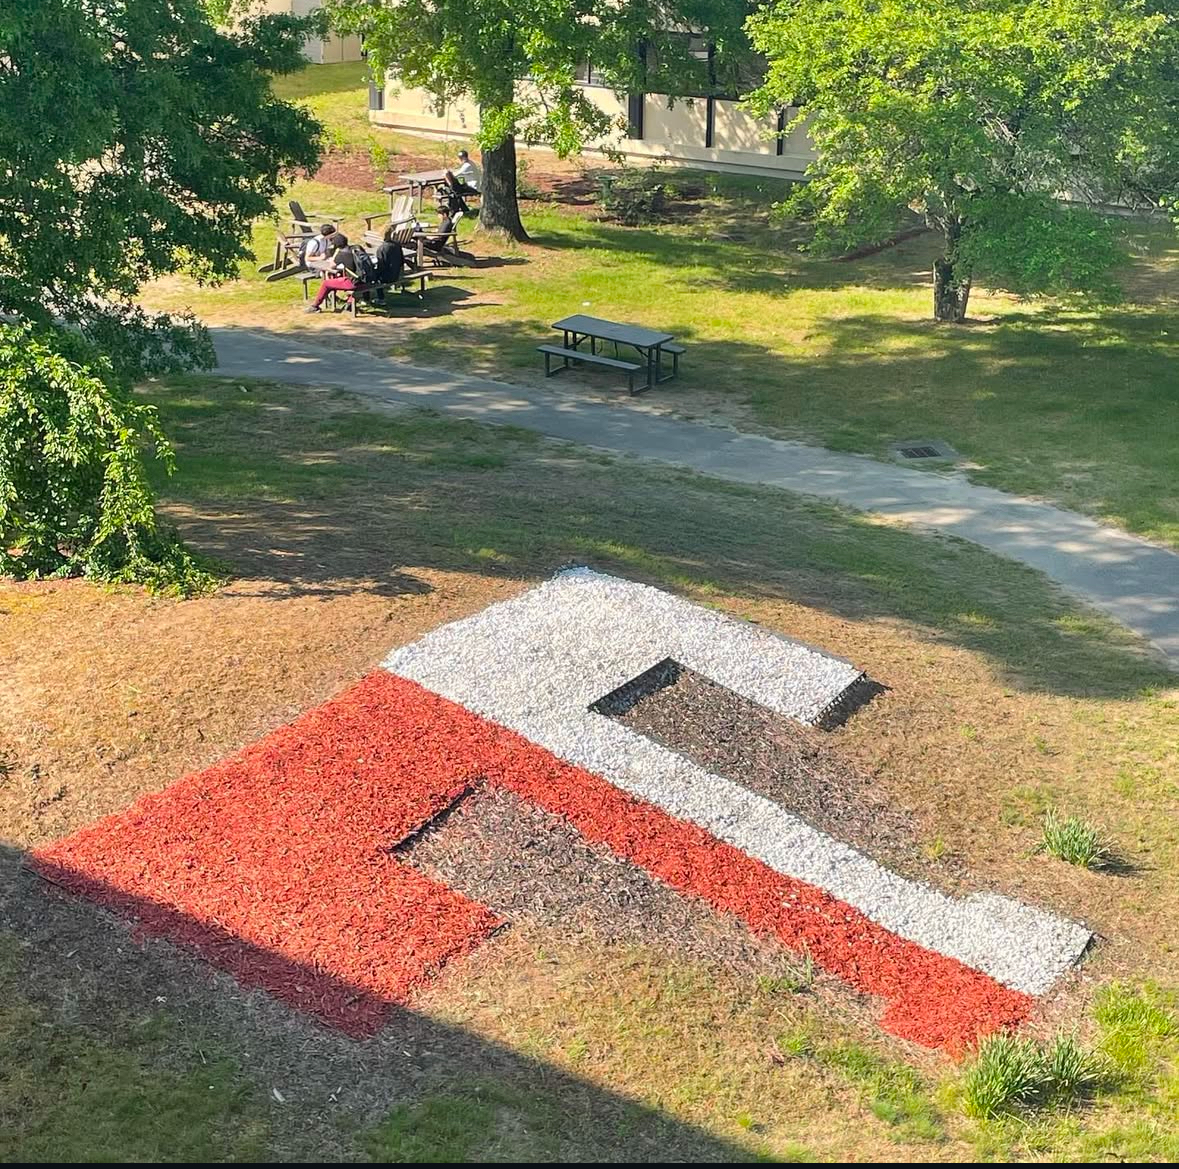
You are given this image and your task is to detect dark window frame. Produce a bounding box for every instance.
[574,59,610,88]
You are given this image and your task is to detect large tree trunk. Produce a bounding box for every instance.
[477,131,528,242]
[932,256,971,322]
[931,215,971,322]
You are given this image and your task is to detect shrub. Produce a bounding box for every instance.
[598,168,667,226]
[1040,808,1109,869]
[1042,1034,1103,1102]
[0,324,218,595]
[962,1034,1047,1118]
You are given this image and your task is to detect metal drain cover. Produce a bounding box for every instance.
[890,439,958,463]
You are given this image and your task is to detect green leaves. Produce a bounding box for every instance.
[0,1,322,330]
[0,1,316,590]
[0,324,218,594]
[747,0,1179,317]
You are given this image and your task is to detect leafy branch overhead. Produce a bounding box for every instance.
[0,1,323,590]
[746,0,1179,320]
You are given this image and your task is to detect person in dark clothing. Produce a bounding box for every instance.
[367,224,407,303]
[376,224,406,281]
[305,232,358,312]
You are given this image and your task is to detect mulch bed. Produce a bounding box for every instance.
[308,146,601,207]
[34,670,1032,1052]
[609,664,934,884]
[400,784,796,975]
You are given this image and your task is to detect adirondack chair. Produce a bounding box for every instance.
[413,208,476,268]
[288,199,345,232]
[360,193,414,234]
[259,201,346,282]
[258,229,313,282]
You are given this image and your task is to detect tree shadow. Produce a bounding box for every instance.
[151,345,1176,700]
[528,215,944,297]
[0,842,757,1161]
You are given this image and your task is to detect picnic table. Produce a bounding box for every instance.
[540,314,683,394]
[387,170,450,211]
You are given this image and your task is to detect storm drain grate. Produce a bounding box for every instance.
[890,439,959,463]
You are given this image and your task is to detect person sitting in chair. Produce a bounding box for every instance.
[369,223,407,302]
[420,191,459,255]
[305,232,358,312]
[301,223,336,269]
[444,149,481,197]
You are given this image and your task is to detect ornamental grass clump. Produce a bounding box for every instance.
[962,1031,1106,1119]
[1040,808,1109,869]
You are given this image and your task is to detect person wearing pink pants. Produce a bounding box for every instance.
[305,232,357,313]
[307,275,356,311]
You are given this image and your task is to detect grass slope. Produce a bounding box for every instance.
[3,375,1177,1160]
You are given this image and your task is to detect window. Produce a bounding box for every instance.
[627,93,644,140]
[574,60,609,88]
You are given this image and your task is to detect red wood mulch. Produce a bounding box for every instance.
[33,672,1031,1050]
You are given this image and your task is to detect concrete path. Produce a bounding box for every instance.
[212,327,1179,670]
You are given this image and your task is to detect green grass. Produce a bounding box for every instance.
[364,1083,561,1162]
[966,986,1179,1161]
[0,946,267,1162]
[153,64,1179,550]
[817,1042,945,1142]
[1040,808,1110,869]
[145,376,1175,699]
[271,60,455,162]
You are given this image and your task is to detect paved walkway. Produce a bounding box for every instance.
[213,327,1179,670]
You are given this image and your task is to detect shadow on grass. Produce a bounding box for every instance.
[527,214,942,297]
[145,366,1175,702]
[393,301,1179,549]
[0,843,759,1162]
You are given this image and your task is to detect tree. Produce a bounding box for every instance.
[746,0,1179,321]
[0,1,321,589]
[325,0,752,240]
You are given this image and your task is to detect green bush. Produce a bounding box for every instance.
[0,324,218,595]
[962,1034,1047,1118]
[598,168,667,226]
[1040,808,1110,869]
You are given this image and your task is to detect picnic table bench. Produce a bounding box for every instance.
[538,314,684,394]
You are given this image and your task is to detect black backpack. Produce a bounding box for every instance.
[351,248,377,284]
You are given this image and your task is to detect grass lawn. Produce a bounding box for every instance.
[148,62,1179,552]
[2,376,1178,1161]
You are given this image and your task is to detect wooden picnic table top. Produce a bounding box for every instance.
[552,314,675,349]
[391,170,451,188]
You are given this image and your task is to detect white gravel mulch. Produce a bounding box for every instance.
[384,568,1092,996]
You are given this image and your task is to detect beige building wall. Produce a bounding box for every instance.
[258,0,364,63]
[371,79,815,180]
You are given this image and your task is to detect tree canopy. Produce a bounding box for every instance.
[326,0,754,238]
[746,0,1179,320]
[0,0,320,589]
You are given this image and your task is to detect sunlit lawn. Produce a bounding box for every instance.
[151,62,1179,551]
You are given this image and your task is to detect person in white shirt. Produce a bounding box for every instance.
[301,223,336,269]
[446,150,481,196]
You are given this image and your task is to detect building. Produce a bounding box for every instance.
[260,1,364,63]
[369,52,814,180]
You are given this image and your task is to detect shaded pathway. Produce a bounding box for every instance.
[212,327,1179,669]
